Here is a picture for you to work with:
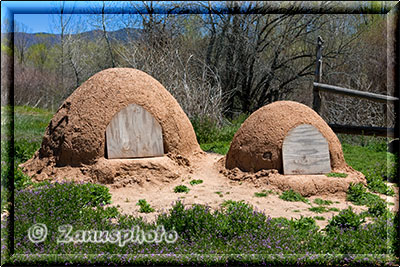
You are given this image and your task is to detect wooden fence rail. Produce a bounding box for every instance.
[313,82,399,104]
[312,36,398,138]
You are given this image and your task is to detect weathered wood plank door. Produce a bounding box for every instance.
[106,104,164,159]
[282,124,331,174]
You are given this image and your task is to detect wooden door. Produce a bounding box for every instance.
[106,104,164,159]
[282,124,331,174]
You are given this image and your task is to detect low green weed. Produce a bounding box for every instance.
[136,199,155,213]
[279,190,310,204]
[309,206,329,213]
[254,189,275,197]
[174,185,190,193]
[313,198,333,206]
[329,207,340,212]
[367,200,388,217]
[189,179,203,186]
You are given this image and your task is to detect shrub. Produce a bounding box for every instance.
[346,183,381,206]
[364,169,395,196]
[367,200,387,217]
[279,190,310,204]
[292,216,319,231]
[326,207,365,232]
[174,185,190,193]
[136,199,155,213]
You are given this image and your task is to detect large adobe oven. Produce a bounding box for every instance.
[23,68,201,180]
[225,101,348,173]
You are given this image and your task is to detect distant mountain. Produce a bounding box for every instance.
[3,28,143,48]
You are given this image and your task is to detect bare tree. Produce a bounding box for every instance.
[14,22,30,65]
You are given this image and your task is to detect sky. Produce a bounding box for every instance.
[1,1,148,34]
[1,1,219,34]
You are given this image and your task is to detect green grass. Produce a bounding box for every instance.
[314,216,325,221]
[174,185,190,193]
[200,141,231,155]
[1,105,53,142]
[313,198,333,206]
[326,172,348,178]
[189,179,203,186]
[136,199,155,213]
[279,190,310,204]
[342,142,398,187]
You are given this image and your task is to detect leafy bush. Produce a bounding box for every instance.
[326,207,365,232]
[136,199,155,213]
[367,200,388,217]
[189,179,203,186]
[364,169,395,196]
[314,216,325,221]
[279,190,310,204]
[346,183,382,206]
[174,185,190,193]
[158,200,268,241]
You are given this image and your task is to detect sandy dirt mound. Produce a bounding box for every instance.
[107,153,398,230]
[218,157,366,197]
[22,68,201,179]
[225,101,349,173]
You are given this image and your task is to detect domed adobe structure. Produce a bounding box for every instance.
[33,68,201,167]
[225,101,347,173]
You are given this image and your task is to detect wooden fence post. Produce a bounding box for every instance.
[313,36,324,114]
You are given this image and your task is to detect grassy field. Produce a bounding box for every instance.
[1,106,399,265]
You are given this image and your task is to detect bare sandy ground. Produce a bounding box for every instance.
[107,153,399,229]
